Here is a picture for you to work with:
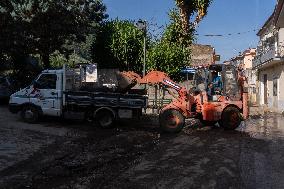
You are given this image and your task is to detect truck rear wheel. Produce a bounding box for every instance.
[220,106,241,130]
[21,105,39,124]
[95,109,115,128]
[159,109,185,133]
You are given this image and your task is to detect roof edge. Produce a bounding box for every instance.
[257,13,274,36]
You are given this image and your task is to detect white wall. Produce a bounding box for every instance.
[258,63,284,111]
[278,28,284,57]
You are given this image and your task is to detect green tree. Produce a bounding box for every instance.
[0,0,30,69]
[0,0,107,68]
[91,19,145,73]
[148,0,213,80]
[147,10,192,80]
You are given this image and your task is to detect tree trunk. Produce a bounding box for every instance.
[176,0,190,33]
[42,53,50,69]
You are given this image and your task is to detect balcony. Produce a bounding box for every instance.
[252,45,282,69]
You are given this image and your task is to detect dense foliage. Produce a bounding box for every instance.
[147,10,192,80]
[0,0,213,86]
[91,19,145,73]
[0,0,107,69]
[91,10,194,80]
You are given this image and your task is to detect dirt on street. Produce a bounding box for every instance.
[1,105,284,189]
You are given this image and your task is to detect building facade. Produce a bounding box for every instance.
[253,0,284,112]
[180,44,215,83]
[229,48,257,104]
[189,44,215,67]
[230,49,256,69]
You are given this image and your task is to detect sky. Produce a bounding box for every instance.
[103,0,276,62]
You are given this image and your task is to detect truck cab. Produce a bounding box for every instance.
[9,69,64,121]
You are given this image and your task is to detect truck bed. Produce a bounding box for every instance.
[64,91,147,110]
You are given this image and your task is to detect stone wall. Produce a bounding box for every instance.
[189,44,214,66]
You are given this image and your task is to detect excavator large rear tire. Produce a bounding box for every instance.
[159,109,185,133]
[220,106,241,130]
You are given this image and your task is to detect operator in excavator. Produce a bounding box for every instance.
[206,70,223,101]
[211,70,222,94]
[207,82,214,100]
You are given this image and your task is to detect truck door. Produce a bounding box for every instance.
[31,73,61,116]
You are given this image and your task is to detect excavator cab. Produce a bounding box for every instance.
[195,64,242,102]
[193,67,208,92]
[190,65,223,100]
[221,64,242,100]
[207,64,224,101]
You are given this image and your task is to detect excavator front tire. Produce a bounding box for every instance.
[220,106,241,130]
[159,109,185,133]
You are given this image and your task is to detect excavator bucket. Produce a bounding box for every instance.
[116,71,142,93]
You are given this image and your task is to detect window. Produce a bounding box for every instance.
[36,74,57,89]
[253,87,256,94]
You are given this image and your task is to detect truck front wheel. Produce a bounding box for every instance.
[95,109,115,128]
[21,105,39,124]
[159,109,185,133]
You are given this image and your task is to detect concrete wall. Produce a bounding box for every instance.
[278,64,284,110]
[278,28,284,57]
[246,69,257,104]
[243,52,255,69]
[189,44,214,66]
[258,62,284,111]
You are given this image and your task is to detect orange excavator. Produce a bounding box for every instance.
[121,64,249,133]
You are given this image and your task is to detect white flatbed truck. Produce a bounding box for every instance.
[9,65,147,128]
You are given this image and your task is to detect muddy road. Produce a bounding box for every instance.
[0,106,284,189]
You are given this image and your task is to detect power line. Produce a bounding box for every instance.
[196,28,259,37]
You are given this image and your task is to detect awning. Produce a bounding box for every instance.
[181,68,196,74]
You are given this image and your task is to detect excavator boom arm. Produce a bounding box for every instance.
[121,70,188,98]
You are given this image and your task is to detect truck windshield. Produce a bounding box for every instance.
[36,74,57,89]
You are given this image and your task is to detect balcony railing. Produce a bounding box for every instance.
[252,45,281,68]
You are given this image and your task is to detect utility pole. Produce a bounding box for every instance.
[143,34,146,77]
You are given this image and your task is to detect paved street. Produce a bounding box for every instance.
[1,105,284,189]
